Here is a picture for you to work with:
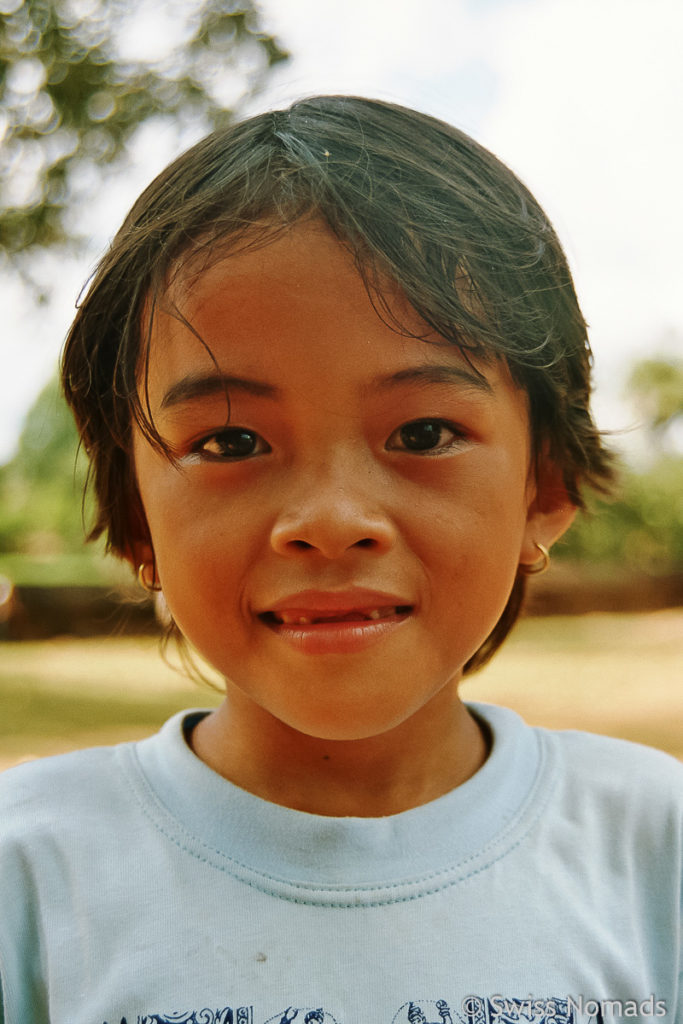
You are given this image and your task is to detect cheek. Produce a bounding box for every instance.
[151,517,254,672]
[153,507,257,590]
[134,458,256,604]
[412,461,530,621]
[411,452,530,555]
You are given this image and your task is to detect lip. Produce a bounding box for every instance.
[257,588,414,655]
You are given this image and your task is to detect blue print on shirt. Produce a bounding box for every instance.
[264,1009,338,1024]
[107,1008,338,1024]
[106,998,580,1024]
[110,1010,253,1024]
[392,997,575,1024]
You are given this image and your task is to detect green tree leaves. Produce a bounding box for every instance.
[558,353,683,574]
[0,374,88,554]
[627,356,683,438]
[0,0,288,255]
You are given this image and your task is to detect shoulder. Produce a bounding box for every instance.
[470,700,683,801]
[0,744,135,844]
[472,702,682,836]
[544,726,683,791]
[537,727,683,842]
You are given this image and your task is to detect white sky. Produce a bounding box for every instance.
[2,0,682,462]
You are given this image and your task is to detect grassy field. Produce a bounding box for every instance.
[1,608,682,771]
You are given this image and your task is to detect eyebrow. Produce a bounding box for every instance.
[160,363,493,411]
[372,365,494,394]
[161,372,279,410]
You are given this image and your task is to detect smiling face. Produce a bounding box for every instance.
[131,220,573,743]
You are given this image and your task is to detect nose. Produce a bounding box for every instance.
[269,456,397,560]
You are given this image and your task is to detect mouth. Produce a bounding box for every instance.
[256,594,414,654]
[260,605,412,627]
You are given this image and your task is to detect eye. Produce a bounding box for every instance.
[192,427,270,460]
[387,418,466,454]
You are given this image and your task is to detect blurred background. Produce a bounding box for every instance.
[1,0,681,769]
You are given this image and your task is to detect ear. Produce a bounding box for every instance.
[520,460,577,568]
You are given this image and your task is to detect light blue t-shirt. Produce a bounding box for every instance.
[0,702,681,1024]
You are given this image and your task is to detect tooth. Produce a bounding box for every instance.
[298,616,311,625]
[368,609,381,620]
[280,612,296,624]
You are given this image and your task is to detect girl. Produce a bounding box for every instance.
[1,96,681,1024]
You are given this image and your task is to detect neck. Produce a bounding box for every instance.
[189,687,489,817]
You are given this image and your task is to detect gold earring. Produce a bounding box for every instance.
[520,542,550,576]
[137,562,162,593]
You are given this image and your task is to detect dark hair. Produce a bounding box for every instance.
[61,95,614,673]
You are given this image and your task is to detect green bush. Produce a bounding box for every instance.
[559,457,683,573]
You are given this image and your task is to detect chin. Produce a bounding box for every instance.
[274,702,430,744]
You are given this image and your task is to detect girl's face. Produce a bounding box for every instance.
[132,220,572,741]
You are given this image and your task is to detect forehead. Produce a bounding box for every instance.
[144,219,521,412]
[162,219,416,338]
